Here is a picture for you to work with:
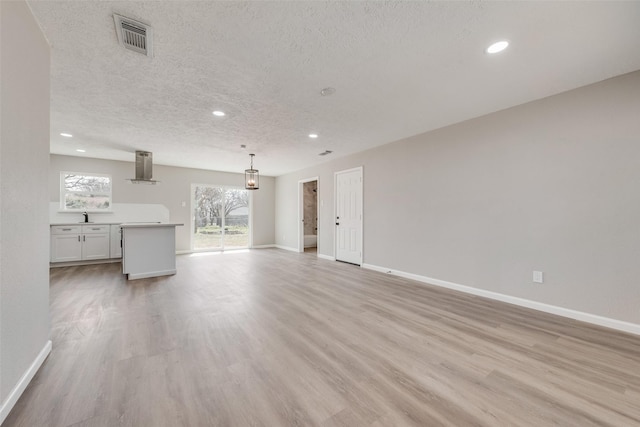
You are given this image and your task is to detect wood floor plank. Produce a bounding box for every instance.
[4,249,640,426]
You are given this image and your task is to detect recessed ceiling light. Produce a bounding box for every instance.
[486,40,509,54]
[60,133,73,137]
[212,111,225,117]
[309,134,318,139]
[76,149,86,153]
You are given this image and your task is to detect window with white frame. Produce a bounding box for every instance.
[60,172,112,211]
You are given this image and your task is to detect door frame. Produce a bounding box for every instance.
[334,166,363,265]
[298,176,320,253]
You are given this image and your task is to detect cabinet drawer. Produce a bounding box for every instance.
[51,225,81,235]
[82,225,110,234]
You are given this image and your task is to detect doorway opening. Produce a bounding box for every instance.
[191,184,250,252]
[298,177,319,253]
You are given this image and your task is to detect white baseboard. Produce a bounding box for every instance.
[50,258,121,268]
[317,253,335,261]
[362,263,640,336]
[127,269,176,280]
[177,246,276,255]
[0,340,52,425]
[275,245,299,252]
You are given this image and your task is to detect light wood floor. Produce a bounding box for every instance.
[5,249,640,426]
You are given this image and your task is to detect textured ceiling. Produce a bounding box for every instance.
[28,1,640,176]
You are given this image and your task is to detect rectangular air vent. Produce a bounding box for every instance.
[114,14,153,57]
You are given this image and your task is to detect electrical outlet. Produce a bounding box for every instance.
[533,271,544,283]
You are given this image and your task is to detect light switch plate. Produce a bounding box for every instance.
[533,271,544,283]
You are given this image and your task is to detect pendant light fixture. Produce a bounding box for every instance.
[245,153,259,190]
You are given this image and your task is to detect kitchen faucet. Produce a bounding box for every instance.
[82,211,89,223]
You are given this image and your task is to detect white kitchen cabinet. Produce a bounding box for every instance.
[50,226,82,262]
[82,225,110,260]
[110,225,122,258]
[50,224,111,263]
[121,223,183,280]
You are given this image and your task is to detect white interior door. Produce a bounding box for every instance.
[335,167,362,265]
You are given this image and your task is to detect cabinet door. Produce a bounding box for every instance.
[110,225,122,258]
[82,233,110,260]
[51,234,82,262]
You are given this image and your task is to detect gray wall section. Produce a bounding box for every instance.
[276,70,640,325]
[49,155,276,251]
[1,0,51,401]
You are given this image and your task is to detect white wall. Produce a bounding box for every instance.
[0,1,51,422]
[49,155,276,251]
[276,70,640,327]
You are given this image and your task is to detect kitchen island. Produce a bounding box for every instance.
[120,222,183,280]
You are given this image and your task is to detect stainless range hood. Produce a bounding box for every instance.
[128,151,158,184]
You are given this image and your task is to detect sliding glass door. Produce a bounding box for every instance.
[192,185,250,251]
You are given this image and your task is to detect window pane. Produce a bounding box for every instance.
[224,189,249,249]
[62,173,112,210]
[64,193,110,210]
[192,186,250,250]
[194,186,223,250]
[64,174,111,192]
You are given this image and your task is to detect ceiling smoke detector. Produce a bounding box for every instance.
[113,14,153,57]
[320,87,335,96]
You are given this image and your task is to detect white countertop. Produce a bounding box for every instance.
[120,222,184,228]
[51,222,183,227]
[50,222,120,226]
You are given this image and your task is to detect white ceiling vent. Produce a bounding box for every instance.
[113,14,153,57]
